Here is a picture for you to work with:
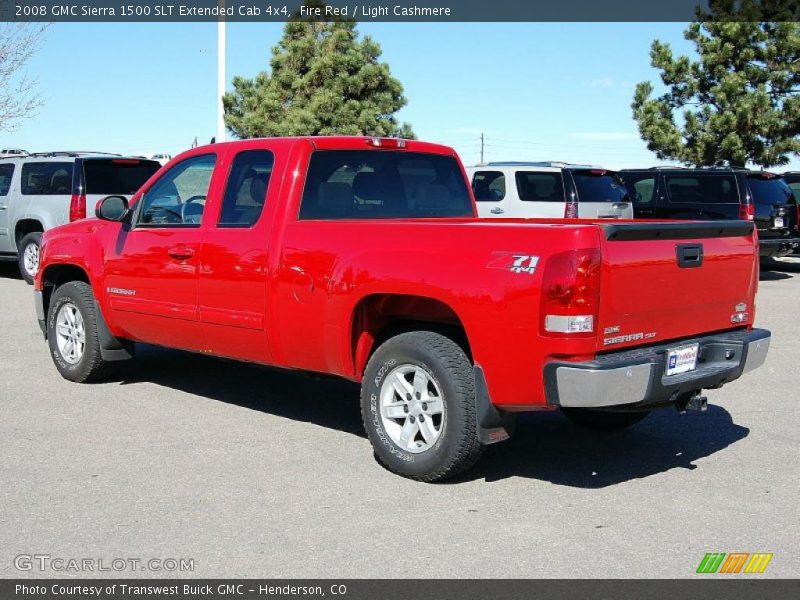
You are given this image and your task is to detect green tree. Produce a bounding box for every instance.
[632,5,800,167]
[223,1,413,139]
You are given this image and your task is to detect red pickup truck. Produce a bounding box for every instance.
[34,136,770,481]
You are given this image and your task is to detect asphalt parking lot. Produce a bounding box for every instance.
[0,260,797,579]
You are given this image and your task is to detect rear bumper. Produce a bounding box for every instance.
[544,329,770,409]
[759,238,799,258]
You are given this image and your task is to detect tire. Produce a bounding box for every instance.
[361,331,484,482]
[18,232,42,285]
[561,407,650,431]
[46,281,113,382]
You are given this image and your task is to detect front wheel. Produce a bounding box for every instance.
[361,331,484,482]
[561,407,650,431]
[46,281,114,382]
[18,232,42,284]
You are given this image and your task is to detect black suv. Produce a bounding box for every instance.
[620,167,799,259]
[783,171,800,199]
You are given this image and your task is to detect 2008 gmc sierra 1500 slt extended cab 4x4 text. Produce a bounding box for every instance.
[33,136,771,481]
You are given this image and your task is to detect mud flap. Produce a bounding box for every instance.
[93,298,135,361]
[473,364,516,445]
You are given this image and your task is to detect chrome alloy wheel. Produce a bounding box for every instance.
[379,364,445,453]
[23,242,39,277]
[55,302,86,365]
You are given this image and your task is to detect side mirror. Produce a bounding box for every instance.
[95,195,129,221]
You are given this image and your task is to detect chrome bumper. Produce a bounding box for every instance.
[545,329,770,409]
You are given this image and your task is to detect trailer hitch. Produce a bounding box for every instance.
[676,392,708,415]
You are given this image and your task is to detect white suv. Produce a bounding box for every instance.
[0,152,160,283]
[467,162,633,220]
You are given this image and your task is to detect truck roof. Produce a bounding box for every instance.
[186,136,455,157]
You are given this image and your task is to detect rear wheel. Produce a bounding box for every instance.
[46,281,114,382]
[18,232,42,284]
[361,331,483,482]
[562,407,650,431]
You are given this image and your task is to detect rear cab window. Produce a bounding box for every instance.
[21,162,74,195]
[664,175,739,204]
[472,171,506,201]
[299,150,473,219]
[82,158,161,196]
[515,172,564,202]
[571,170,629,203]
[0,163,14,196]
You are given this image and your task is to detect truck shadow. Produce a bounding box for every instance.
[112,344,366,436]
[110,344,749,488]
[461,406,749,487]
[760,258,800,280]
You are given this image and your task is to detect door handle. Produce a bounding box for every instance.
[676,243,703,268]
[168,246,194,260]
[490,207,505,215]
[0,203,7,210]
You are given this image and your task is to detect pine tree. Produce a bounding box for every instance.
[223,1,414,139]
[632,2,800,167]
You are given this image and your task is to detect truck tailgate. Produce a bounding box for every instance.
[596,221,758,351]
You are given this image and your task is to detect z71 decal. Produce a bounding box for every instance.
[487,253,540,275]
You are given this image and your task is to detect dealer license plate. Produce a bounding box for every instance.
[774,217,784,228]
[666,343,699,377]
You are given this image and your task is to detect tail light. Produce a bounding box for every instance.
[366,137,407,149]
[739,203,754,221]
[565,193,578,219]
[540,248,601,335]
[69,193,86,222]
[796,204,800,231]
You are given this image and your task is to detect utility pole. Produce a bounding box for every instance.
[480,133,485,164]
[217,1,226,143]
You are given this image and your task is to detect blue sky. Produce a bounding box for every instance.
[5,22,798,170]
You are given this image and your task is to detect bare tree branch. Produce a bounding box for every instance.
[0,24,48,133]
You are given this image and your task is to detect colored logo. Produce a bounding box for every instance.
[696,552,773,574]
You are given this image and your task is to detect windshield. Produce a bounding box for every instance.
[572,170,629,202]
[83,159,161,195]
[747,176,795,205]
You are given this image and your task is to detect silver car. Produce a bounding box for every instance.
[468,162,634,220]
[0,152,160,282]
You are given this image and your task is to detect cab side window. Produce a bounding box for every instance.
[218,150,274,227]
[0,164,14,196]
[137,154,216,227]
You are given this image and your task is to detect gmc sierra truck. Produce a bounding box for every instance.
[34,136,770,481]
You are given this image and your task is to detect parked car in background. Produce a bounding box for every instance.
[0,152,160,283]
[467,162,633,219]
[151,153,172,166]
[782,171,800,207]
[33,136,769,481]
[620,167,799,259]
[1,148,28,157]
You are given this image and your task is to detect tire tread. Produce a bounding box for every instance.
[48,281,113,383]
[362,331,483,482]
